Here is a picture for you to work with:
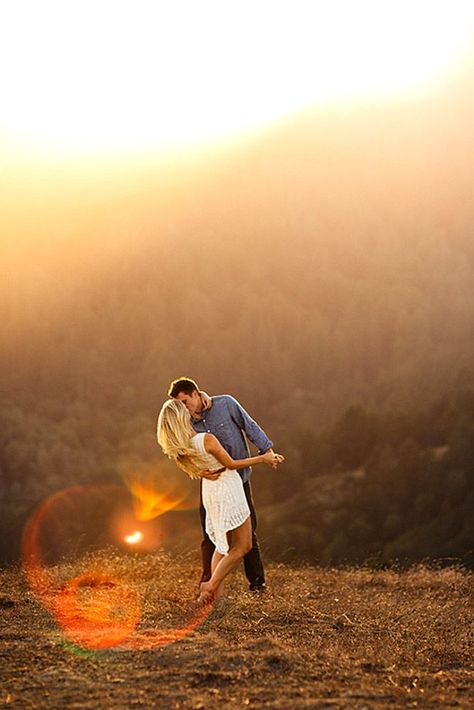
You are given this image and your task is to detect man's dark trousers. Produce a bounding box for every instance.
[199,479,265,588]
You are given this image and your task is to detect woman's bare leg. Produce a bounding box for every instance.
[199,518,252,600]
[211,549,225,598]
[211,549,225,574]
[198,548,226,604]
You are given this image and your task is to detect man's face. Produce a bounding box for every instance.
[175,390,202,417]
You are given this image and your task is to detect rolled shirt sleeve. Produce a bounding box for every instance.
[225,396,273,454]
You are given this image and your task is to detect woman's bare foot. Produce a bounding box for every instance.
[197,581,215,605]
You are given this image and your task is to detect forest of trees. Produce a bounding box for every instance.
[1,74,473,567]
[257,394,474,566]
[1,388,473,567]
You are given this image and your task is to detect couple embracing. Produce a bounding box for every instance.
[157,377,284,605]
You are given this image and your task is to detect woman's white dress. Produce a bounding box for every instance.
[191,432,250,555]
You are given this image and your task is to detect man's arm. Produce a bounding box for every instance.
[225,395,273,453]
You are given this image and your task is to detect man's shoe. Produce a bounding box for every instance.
[249,582,266,592]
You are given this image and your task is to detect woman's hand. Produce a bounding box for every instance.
[262,451,285,469]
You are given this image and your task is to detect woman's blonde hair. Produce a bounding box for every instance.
[157,399,204,479]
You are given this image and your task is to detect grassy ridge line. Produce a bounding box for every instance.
[1,554,473,708]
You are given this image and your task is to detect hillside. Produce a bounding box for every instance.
[2,68,474,424]
[1,68,474,570]
[1,553,473,708]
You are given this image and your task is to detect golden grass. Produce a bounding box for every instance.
[1,552,473,708]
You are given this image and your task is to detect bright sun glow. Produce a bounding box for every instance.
[0,0,473,158]
[125,531,144,545]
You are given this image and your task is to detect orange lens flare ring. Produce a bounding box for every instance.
[21,485,212,650]
[54,572,142,650]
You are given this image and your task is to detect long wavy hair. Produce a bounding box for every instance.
[157,399,204,479]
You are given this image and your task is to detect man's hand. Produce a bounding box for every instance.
[262,451,285,469]
[200,469,222,481]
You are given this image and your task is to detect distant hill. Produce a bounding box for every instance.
[2,67,474,569]
[2,65,474,426]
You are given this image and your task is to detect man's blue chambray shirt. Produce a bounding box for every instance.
[191,395,273,483]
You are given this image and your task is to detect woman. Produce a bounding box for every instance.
[157,398,284,604]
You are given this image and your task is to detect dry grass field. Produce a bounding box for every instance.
[1,552,473,709]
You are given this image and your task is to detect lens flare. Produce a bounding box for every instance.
[124,531,143,545]
[54,571,141,650]
[110,508,163,552]
[120,459,200,521]
[121,603,212,651]
[127,480,185,521]
[21,484,213,651]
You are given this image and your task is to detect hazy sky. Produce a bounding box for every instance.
[2,0,474,272]
[1,0,473,162]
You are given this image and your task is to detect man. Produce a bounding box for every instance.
[167,376,276,592]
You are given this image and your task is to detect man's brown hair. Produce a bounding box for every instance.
[168,377,199,398]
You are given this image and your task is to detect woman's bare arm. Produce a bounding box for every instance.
[204,433,284,470]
